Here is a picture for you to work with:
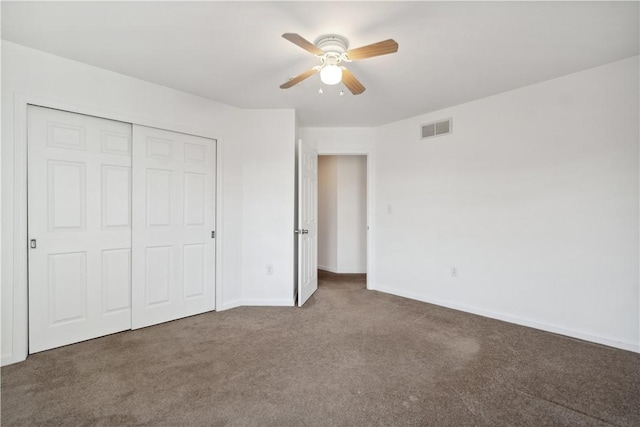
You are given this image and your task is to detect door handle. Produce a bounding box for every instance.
[294,229,309,235]
[30,239,37,249]
[302,229,309,234]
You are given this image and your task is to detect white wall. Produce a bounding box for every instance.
[318,156,338,272]
[2,40,637,364]
[1,41,297,364]
[374,56,640,352]
[301,127,375,154]
[337,156,367,273]
[240,109,296,306]
[0,9,4,369]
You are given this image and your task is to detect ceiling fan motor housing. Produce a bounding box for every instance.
[314,34,349,54]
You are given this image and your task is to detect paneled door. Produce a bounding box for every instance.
[297,139,318,306]
[132,125,216,329]
[28,105,133,353]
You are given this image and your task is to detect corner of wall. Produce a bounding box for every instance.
[372,57,639,352]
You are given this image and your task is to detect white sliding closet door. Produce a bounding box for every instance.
[132,125,216,329]
[28,105,133,353]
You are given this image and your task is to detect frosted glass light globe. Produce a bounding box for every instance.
[320,65,342,85]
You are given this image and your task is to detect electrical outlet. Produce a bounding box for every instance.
[267,264,273,275]
[451,267,458,278]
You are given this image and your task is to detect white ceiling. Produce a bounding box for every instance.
[2,1,638,127]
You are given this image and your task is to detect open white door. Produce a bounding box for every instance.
[297,139,318,306]
[132,125,216,329]
[28,106,132,353]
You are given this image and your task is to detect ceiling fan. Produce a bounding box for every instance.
[280,33,399,95]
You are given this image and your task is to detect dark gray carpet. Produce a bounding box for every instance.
[2,271,639,426]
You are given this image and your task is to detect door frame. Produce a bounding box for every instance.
[315,150,375,291]
[6,93,224,365]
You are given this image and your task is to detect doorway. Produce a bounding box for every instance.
[317,155,367,283]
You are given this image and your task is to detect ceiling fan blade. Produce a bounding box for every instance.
[282,33,324,56]
[280,68,319,89]
[346,39,398,60]
[342,69,365,95]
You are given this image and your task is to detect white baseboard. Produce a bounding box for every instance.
[318,265,366,274]
[318,265,338,274]
[373,284,640,353]
[241,298,295,307]
[218,299,243,311]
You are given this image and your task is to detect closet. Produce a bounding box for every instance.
[27,105,217,353]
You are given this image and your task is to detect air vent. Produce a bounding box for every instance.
[421,118,452,139]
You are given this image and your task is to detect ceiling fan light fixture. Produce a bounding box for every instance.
[280,33,398,95]
[320,64,342,85]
